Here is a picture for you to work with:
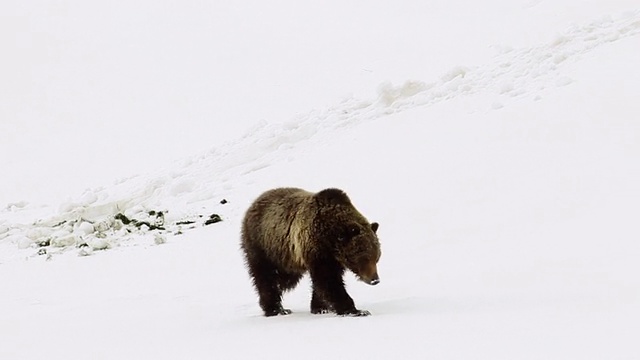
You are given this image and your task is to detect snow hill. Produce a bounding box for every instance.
[2,2,640,359]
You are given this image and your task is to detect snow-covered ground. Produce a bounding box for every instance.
[2,1,640,359]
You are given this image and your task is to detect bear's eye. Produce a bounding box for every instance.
[348,227,360,237]
[338,226,361,242]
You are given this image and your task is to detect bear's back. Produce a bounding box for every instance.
[242,188,315,272]
[248,187,311,221]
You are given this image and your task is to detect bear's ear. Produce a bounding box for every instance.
[316,188,351,205]
[371,222,379,234]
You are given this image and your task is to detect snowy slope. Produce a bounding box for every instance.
[3,0,639,206]
[2,2,640,360]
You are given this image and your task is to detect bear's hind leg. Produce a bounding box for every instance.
[247,251,291,316]
[277,271,303,292]
[311,288,331,314]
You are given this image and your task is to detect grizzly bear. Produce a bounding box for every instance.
[240,187,381,317]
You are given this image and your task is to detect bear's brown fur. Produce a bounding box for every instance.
[241,187,381,316]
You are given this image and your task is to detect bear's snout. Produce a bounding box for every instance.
[360,262,380,285]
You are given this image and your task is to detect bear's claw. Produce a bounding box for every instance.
[265,308,292,316]
[311,308,331,314]
[339,309,371,317]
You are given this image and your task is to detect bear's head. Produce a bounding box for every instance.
[314,189,382,285]
[336,220,381,285]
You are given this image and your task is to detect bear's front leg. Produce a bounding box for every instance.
[309,263,370,316]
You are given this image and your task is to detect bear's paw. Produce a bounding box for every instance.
[265,308,292,317]
[339,309,371,317]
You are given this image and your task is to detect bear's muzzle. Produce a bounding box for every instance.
[367,273,380,286]
[357,259,380,285]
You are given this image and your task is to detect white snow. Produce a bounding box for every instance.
[2,1,640,359]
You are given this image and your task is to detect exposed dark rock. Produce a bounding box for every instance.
[115,213,132,225]
[176,220,196,225]
[204,214,222,225]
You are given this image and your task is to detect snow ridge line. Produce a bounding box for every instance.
[219,10,640,168]
[212,10,640,154]
[379,10,640,112]
[1,11,638,256]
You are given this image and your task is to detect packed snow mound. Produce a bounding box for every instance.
[1,11,639,262]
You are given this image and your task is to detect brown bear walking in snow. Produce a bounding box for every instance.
[241,187,381,317]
